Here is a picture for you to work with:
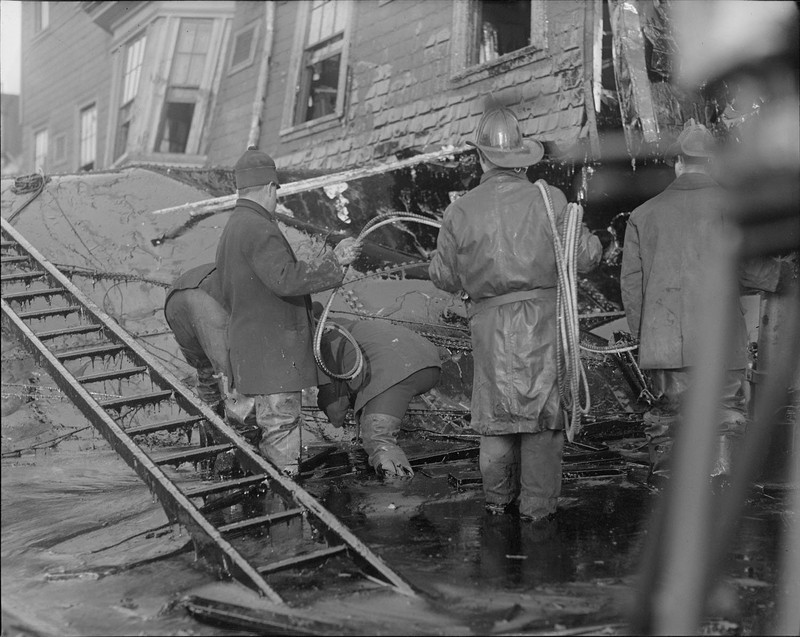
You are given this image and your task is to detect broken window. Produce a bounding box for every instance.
[472,0,531,65]
[79,104,97,171]
[292,0,350,126]
[155,19,212,155]
[114,32,146,161]
[34,129,47,171]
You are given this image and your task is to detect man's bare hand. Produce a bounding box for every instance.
[334,237,362,266]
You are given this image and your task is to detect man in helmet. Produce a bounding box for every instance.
[429,106,602,522]
[215,147,361,477]
[315,309,442,479]
[620,120,783,486]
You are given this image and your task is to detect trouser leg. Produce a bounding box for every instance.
[644,368,689,475]
[519,429,564,520]
[254,391,302,476]
[480,434,520,511]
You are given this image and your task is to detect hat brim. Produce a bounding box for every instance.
[468,140,544,168]
[665,141,715,166]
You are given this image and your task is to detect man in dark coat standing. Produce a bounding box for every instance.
[316,316,442,478]
[429,107,601,522]
[621,120,781,483]
[215,147,360,476]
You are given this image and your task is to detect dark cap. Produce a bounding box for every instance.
[234,146,280,189]
[666,119,716,165]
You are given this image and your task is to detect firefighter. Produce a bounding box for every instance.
[316,312,442,478]
[215,147,360,476]
[428,106,602,522]
[620,120,782,485]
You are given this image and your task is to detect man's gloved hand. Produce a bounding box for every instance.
[333,237,362,266]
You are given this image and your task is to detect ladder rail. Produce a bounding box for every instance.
[1,217,417,599]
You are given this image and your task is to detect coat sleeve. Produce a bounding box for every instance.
[620,216,643,336]
[550,188,601,273]
[244,226,344,297]
[428,207,462,294]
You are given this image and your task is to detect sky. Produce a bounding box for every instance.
[1,0,21,94]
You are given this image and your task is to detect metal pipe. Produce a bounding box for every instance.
[247,1,275,149]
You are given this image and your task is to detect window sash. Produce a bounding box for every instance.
[80,105,97,170]
[34,130,48,170]
[122,34,147,105]
[34,2,49,32]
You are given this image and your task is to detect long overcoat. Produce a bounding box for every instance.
[429,168,601,435]
[320,319,442,414]
[215,199,344,395]
[620,173,779,371]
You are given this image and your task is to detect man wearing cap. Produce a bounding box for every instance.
[621,120,781,485]
[315,312,442,478]
[429,106,601,522]
[216,147,360,476]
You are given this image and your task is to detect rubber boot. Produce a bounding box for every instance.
[360,413,413,478]
[710,435,735,493]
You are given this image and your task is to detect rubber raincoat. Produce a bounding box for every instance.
[215,199,344,395]
[429,168,602,435]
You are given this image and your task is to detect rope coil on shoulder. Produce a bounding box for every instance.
[312,211,442,381]
[535,180,591,442]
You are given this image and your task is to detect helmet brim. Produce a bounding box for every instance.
[468,140,545,168]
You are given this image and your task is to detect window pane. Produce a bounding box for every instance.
[475,0,531,64]
[114,103,132,160]
[171,19,211,86]
[80,105,97,170]
[34,130,48,171]
[122,34,147,104]
[155,100,196,154]
[303,52,340,122]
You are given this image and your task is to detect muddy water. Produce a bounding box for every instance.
[2,438,788,635]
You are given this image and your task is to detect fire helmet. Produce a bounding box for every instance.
[467,106,544,168]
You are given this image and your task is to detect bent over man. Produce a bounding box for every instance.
[316,315,442,478]
[429,106,601,522]
[216,147,360,476]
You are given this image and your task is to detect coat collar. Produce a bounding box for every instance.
[479,167,528,185]
[236,197,274,221]
[667,172,719,191]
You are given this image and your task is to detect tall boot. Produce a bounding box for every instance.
[360,413,413,478]
[710,435,734,479]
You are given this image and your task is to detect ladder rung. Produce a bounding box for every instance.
[35,324,104,340]
[77,366,148,383]
[17,305,82,319]
[56,343,126,361]
[256,545,347,575]
[219,508,305,535]
[1,255,29,263]
[126,416,204,436]
[1,271,45,282]
[184,474,270,498]
[99,389,174,411]
[2,287,65,301]
[153,443,234,466]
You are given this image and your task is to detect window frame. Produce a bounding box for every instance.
[79,103,98,172]
[450,0,548,87]
[33,128,48,172]
[280,0,353,140]
[112,29,148,163]
[228,21,260,76]
[33,2,50,34]
[105,1,234,168]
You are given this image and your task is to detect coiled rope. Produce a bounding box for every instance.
[312,211,442,380]
[535,180,591,442]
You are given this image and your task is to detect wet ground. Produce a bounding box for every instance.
[2,411,789,636]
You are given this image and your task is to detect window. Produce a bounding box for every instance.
[228,23,258,74]
[79,104,97,171]
[155,18,212,154]
[34,2,50,33]
[452,0,547,81]
[114,32,147,160]
[34,129,48,171]
[290,0,351,127]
